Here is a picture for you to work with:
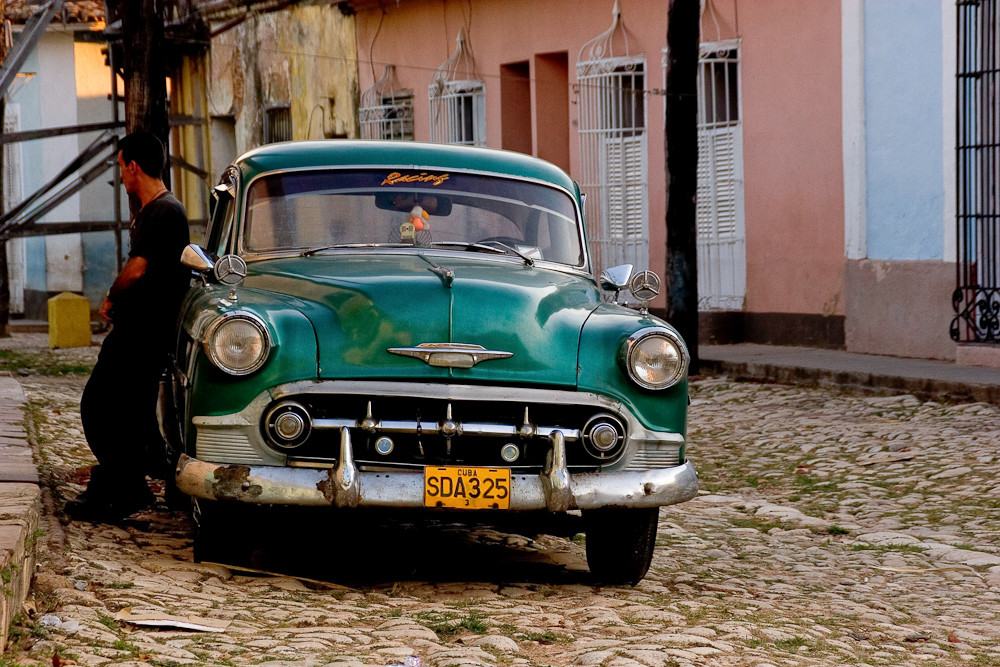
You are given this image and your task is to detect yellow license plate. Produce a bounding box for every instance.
[424,466,511,510]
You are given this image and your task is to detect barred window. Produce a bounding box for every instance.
[360,65,414,141]
[577,56,648,275]
[429,28,485,147]
[264,104,292,144]
[576,4,648,276]
[429,79,485,146]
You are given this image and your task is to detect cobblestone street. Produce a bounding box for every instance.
[3,335,1000,666]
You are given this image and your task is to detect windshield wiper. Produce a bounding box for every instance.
[301,243,412,257]
[479,240,534,266]
[428,241,534,266]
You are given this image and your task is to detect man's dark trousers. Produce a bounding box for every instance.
[79,325,169,504]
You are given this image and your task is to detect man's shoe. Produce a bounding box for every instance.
[65,490,153,523]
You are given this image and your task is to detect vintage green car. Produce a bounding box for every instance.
[165,140,697,584]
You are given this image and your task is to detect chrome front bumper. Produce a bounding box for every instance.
[176,427,698,512]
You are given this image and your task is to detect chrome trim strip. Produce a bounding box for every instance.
[311,416,581,442]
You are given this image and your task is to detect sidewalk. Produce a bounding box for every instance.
[700,343,1000,405]
[0,374,39,653]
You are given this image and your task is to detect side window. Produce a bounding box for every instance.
[206,169,238,257]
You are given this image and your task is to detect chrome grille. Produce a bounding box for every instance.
[626,445,682,470]
[196,429,266,464]
[265,393,627,472]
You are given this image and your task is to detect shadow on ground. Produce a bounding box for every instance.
[123,504,593,588]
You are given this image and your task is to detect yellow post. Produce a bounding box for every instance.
[47,292,92,349]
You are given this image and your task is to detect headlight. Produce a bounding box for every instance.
[204,312,271,375]
[620,327,688,390]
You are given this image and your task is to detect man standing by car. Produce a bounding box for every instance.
[66,131,191,522]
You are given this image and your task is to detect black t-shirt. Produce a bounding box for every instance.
[113,192,191,331]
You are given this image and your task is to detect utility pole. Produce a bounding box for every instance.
[119,0,169,203]
[1,15,9,337]
[664,0,699,374]
[0,97,8,338]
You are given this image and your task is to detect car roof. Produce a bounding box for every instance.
[234,140,579,194]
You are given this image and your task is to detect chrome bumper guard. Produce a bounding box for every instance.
[176,427,698,511]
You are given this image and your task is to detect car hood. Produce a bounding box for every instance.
[242,253,603,386]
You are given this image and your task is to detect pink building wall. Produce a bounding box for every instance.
[354,0,846,323]
[702,1,845,318]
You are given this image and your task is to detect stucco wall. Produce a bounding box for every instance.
[208,4,359,157]
[73,40,118,307]
[706,1,845,317]
[864,1,945,261]
[8,27,120,317]
[846,259,955,360]
[842,2,956,360]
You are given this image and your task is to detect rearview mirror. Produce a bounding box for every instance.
[374,191,452,216]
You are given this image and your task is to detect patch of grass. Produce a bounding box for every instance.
[851,543,926,554]
[0,349,93,376]
[104,581,134,589]
[96,614,118,630]
[416,610,489,637]
[774,636,808,651]
[518,629,573,643]
[826,525,850,535]
[111,639,140,656]
[0,659,35,667]
[727,517,783,533]
[792,475,840,494]
[460,611,489,634]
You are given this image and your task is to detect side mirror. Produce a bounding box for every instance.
[599,264,633,304]
[181,244,215,273]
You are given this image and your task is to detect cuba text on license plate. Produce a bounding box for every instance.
[424,466,511,509]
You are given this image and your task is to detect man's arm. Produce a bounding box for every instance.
[99,256,148,321]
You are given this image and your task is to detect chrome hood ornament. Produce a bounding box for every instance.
[388,343,513,368]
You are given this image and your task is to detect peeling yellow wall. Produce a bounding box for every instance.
[171,55,211,241]
[207,3,359,158]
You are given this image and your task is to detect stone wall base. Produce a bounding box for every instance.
[957,344,1000,369]
[845,259,957,361]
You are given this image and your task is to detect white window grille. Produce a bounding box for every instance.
[693,39,745,311]
[3,104,24,314]
[429,27,485,146]
[577,1,648,277]
[361,65,414,141]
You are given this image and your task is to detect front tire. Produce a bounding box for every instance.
[583,507,660,585]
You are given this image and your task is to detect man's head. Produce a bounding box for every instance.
[117,131,165,193]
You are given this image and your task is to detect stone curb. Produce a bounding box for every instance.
[0,375,39,653]
[700,358,1000,405]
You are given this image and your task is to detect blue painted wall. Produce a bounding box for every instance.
[864,0,944,261]
[16,48,48,299]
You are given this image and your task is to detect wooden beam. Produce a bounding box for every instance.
[0,121,125,145]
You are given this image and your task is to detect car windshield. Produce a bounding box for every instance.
[243,169,585,266]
